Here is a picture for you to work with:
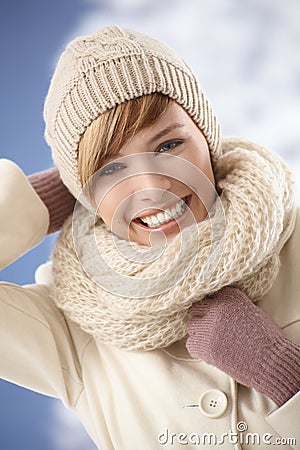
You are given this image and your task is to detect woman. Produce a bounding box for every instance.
[1,25,299,449]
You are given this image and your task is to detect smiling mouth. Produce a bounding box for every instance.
[133,196,191,229]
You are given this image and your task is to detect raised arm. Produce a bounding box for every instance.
[0,159,84,407]
[28,166,76,235]
[0,159,49,268]
[187,287,300,447]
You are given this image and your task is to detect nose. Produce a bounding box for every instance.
[131,173,172,202]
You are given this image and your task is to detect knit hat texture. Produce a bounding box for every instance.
[44,25,221,199]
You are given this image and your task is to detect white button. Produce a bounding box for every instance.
[198,389,228,418]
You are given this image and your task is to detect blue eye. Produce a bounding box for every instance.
[157,141,181,153]
[99,163,125,176]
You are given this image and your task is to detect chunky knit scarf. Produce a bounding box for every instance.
[51,138,296,351]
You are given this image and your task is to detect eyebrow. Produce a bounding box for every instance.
[106,123,187,162]
[147,123,186,145]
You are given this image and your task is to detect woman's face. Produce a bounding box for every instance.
[92,102,216,246]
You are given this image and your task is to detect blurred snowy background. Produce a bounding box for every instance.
[0,0,299,449]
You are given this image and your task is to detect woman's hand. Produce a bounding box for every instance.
[186,286,300,406]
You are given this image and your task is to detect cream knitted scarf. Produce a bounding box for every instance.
[51,138,296,351]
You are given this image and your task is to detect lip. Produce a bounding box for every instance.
[131,195,192,233]
[132,196,190,221]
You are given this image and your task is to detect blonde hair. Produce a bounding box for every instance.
[78,93,172,188]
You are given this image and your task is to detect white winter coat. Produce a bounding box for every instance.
[1,159,300,450]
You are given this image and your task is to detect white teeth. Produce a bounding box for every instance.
[152,216,159,226]
[139,198,188,228]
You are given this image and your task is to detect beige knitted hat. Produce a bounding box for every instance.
[44,25,221,199]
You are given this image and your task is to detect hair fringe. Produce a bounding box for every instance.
[78,93,172,190]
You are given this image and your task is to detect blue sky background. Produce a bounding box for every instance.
[1,0,300,449]
[0,1,97,449]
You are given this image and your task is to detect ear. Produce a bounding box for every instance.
[28,167,76,234]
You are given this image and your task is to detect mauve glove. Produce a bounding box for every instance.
[186,286,300,406]
[28,167,76,234]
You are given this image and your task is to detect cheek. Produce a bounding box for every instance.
[96,190,120,225]
[204,158,215,187]
[97,198,113,225]
[192,150,215,188]
[182,148,216,216]
[180,149,215,190]
[96,184,130,226]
